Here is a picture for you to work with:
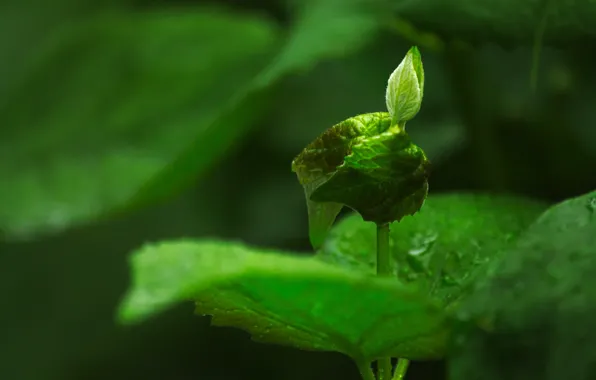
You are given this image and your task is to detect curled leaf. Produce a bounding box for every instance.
[292,112,430,248]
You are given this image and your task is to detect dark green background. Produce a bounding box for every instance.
[1,0,595,379]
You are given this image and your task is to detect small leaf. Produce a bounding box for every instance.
[118,240,450,361]
[386,46,424,125]
[316,193,547,307]
[292,112,431,247]
[449,190,596,380]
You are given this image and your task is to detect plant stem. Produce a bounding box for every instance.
[357,360,376,380]
[392,359,410,380]
[376,223,393,380]
[530,0,556,92]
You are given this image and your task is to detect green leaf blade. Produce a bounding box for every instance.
[449,190,596,380]
[118,240,450,361]
[316,193,548,306]
[386,46,424,125]
[313,128,430,224]
[291,113,377,246]
[292,112,431,240]
[0,9,279,240]
[2,0,393,241]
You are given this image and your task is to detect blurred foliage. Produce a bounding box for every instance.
[392,0,596,45]
[1,0,596,379]
[449,190,596,380]
[0,8,277,238]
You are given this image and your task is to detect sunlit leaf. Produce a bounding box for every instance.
[292,112,430,248]
[118,240,450,361]
[265,40,465,164]
[386,46,424,125]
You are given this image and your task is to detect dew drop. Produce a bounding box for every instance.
[408,232,438,257]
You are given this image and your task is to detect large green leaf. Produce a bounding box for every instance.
[394,0,596,45]
[0,9,278,240]
[137,0,395,215]
[316,193,547,306]
[449,190,596,380]
[1,0,394,241]
[118,240,450,361]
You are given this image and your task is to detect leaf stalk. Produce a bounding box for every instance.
[392,358,410,380]
[357,360,377,380]
[376,223,393,380]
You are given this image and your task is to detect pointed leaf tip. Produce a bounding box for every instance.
[386,46,425,126]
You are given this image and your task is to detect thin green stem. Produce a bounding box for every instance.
[376,223,393,380]
[357,361,376,380]
[530,0,556,92]
[392,359,410,380]
[378,360,392,380]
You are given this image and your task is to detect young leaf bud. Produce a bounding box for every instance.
[386,46,425,127]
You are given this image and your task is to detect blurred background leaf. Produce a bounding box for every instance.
[392,0,596,45]
[449,190,596,380]
[0,7,278,239]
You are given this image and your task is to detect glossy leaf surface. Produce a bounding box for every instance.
[118,240,449,361]
[292,112,430,248]
[317,193,547,306]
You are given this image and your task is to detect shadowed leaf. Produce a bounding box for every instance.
[449,190,596,380]
[394,0,596,45]
[0,9,278,240]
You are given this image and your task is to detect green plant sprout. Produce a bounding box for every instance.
[292,46,429,380]
[116,47,553,380]
[292,47,429,251]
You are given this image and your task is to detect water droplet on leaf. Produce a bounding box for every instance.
[408,232,438,257]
